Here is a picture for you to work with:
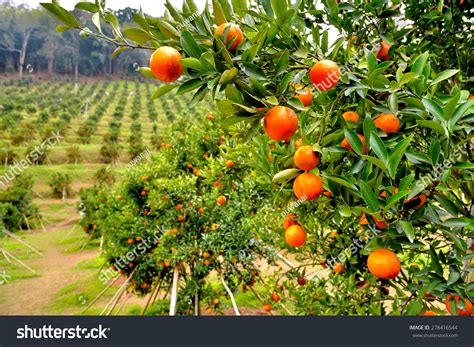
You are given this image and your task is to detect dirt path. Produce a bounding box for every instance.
[0,217,100,315]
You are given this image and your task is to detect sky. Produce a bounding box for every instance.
[11,0,208,16]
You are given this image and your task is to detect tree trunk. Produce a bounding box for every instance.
[74,63,79,95]
[18,29,32,80]
[47,56,54,75]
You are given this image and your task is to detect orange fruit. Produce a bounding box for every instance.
[264,106,298,141]
[293,145,320,171]
[333,263,344,274]
[207,112,213,120]
[284,225,307,247]
[420,310,437,316]
[176,204,183,210]
[140,190,147,196]
[342,111,360,123]
[135,236,142,242]
[282,213,298,229]
[216,23,243,51]
[206,308,213,314]
[127,238,133,245]
[296,87,313,106]
[309,60,340,91]
[293,172,323,201]
[141,176,147,182]
[204,259,211,266]
[297,277,306,286]
[203,251,210,258]
[263,304,272,312]
[405,194,426,209]
[213,181,220,187]
[149,46,183,82]
[445,295,473,316]
[323,191,332,197]
[271,292,280,302]
[198,207,204,214]
[225,160,234,168]
[178,215,184,222]
[376,41,391,60]
[360,212,387,230]
[294,138,303,149]
[341,134,368,154]
[217,195,227,205]
[213,298,220,305]
[367,248,401,279]
[374,113,400,133]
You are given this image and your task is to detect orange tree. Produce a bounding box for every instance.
[43,0,473,315]
[78,113,274,314]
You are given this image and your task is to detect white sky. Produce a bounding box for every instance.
[13,0,207,16]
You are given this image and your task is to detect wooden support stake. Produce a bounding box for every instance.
[3,230,43,256]
[169,266,180,316]
[221,276,240,316]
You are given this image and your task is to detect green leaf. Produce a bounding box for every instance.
[154,19,180,38]
[219,67,239,85]
[388,93,398,114]
[443,218,473,228]
[271,0,287,23]
[422,98,446,122]
[176,78,206,95]
[74,2,99,12]
[272,168,300,184]
[241,63,266,80]
[180,31,203,58]
[448,99,474,131]
[189,84,208,107]
[447,267,460,286]
[231,0,248,17]
[152,84,178,98]
[411,52,429,74]
[406,299,423,316]
[40,3,79,27]
[429,69,459,86]
[324,174,358,191]
[388,135,413,178]
[344,128,363,155]
[138,67,156,79]
[365,48,377,74]
[369,133,388,164]
[122,28,151,44]
[434,195,459,216]
[360,180,379,212]
[429,246,444,276]
[212,0,227,24]
[362,116,377,145]
[397,220,415,243]
[416,120,446,137]
[92,12,102,33]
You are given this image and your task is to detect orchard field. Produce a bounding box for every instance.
[0,0,473,317]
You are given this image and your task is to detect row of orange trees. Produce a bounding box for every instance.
[44,0,473,315]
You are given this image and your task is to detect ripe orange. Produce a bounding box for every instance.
[141,176,147,182]
[150,46,183,82]
[207,112,213,120]
[374,113,400,133]
[264,106,298,141]
[284,225,307,247]
[217,195,227,205]
[226,160,234,168]
[178,215,184,222]
[198,207,204,214]
[341,134,368,154]
[127,238,133,245]
[213,298,220,305]
[445,295,473,316]
[282,213,298,229]
[297,277,306,286]
[309,60,340,91]
[376,41,391,60]
[140,190,147,196]
[271,292,280,302]
[176,204,183,210]
[263,304,272,312]
[296,87,313,106]
[293,172,323,201]
[213,181,220,187]
[206,308,213,314]
[293,145,320,171]
[342,111,360,123]
[203,251,210,258]
[204,259,211,266]
[136,236,142,242]
[420,310,437,316]
[367,248,400,279]
[216,23,243,51]
[360,212,387,229]
[405,194,426,209]
[333,263,344,274]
